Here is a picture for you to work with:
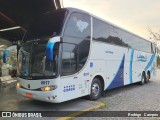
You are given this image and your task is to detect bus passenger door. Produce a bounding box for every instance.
[60,12,91,101]
[60,42,80,101]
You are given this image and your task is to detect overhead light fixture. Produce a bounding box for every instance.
[0,45,5,48]
[0,26,21,32]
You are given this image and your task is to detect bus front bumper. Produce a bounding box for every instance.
[16,88,61,103]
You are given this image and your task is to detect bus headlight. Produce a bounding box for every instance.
[16,82,21,88]
[41,85,57,91]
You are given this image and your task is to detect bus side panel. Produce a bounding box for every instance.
[132,50,145,83]
[89,42,156,91]
[90,42,129,90]
[145,53,156,78]
[132,51,155,83]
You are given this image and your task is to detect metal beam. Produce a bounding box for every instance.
[0,12,27,32]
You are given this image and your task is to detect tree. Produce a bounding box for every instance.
[157,55,160,68]
[148,27,160,46]
[148,27,160,68]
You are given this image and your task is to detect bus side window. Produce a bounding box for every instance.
[151,43,154,53]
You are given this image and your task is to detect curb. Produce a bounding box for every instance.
[57,101,106,120]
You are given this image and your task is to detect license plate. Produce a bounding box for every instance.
[26,93,32,98]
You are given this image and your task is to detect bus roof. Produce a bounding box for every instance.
[66,7,153,45]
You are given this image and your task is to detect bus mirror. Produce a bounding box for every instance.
[46,42,55,61]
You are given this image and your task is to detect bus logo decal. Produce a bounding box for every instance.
[137,54,147,62]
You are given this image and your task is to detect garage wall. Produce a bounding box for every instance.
[0,37,12,47]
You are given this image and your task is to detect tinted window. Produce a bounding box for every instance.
[64,12,91,39]
[119,31,131,48]
[24,9,67,40]
[128,36,152,53]
[145,41,151,53]
[93,17,152,53]
[93,18,130,47]
[93,18,110,42]
[109,26,129,46]
[151,43,156,53]
[62,12,91,75]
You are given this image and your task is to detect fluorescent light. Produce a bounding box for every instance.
[0,26,21,32]
[0,45,5,48]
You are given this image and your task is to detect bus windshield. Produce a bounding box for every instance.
[17,9,67,79]
[18,38,59,79]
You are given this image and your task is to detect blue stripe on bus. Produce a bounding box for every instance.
[144,54,156,72]
[129,49,134,84]
[107,54,125,90]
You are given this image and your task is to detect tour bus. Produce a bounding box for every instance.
[15,8,157,103]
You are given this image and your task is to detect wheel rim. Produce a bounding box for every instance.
[92,83,100,97]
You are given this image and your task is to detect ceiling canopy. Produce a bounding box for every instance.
[0,0,61,41]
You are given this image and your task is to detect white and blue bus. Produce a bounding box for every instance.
[15,8,157,103]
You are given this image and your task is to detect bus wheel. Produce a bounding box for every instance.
[145,72,150,83]
[140,72,146,85]
[89,78,102,101]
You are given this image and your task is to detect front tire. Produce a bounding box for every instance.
[89,78,102,101]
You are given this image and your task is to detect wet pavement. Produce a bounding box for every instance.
[0,83,104,118]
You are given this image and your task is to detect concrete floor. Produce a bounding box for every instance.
[0,69,159,119]
[75,70,160,119]
[0,84,103,118]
